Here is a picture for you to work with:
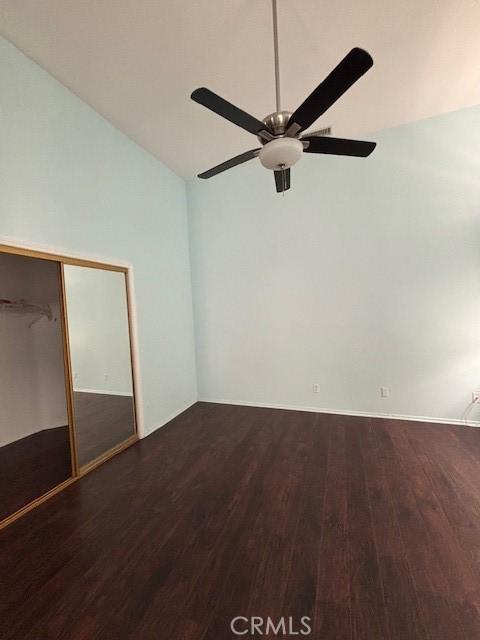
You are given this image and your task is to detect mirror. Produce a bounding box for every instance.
[63,265,136,468]
[0,252,72,521]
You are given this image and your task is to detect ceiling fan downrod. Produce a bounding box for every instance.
[272,0,281,112]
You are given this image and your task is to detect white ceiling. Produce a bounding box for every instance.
[1,0,480,178]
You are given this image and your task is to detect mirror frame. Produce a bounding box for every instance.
[0,243,139,530]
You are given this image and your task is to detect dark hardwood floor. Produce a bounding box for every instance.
[0,426,71,521]
[0,392,135,522]
[73,391,136,466]
[1,402,480,639]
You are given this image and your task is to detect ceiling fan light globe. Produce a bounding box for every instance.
[259,137,303,170]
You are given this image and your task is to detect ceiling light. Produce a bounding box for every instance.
[258,137,303,170]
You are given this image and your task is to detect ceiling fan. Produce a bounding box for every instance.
[191,0,376,193]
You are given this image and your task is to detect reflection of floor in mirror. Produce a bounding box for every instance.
[0,427,71,521]
[73,392,136,468]
[0,393,135,523]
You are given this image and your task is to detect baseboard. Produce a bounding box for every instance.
[142,400,197,438]
[199,398,480,428]
[74,387,133,397]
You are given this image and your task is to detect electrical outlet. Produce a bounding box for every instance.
[472,391,480,402]
[380,386,390,398]
[313,383,320,394]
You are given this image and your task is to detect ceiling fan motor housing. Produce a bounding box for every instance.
[258,111,303,171]
[260,110,293,138]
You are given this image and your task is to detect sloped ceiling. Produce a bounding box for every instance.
[1,0,480,178]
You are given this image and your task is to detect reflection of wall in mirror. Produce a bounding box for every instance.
[64,266,133,396]
[0,254,67,447]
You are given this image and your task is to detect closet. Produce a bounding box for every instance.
[0,245,138,529]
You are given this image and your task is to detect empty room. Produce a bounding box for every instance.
[1,1,480,638]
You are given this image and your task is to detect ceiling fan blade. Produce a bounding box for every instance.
[287,48,373,135]
[303,135,376,157]
[198,148,260,179]
[274,168,291,193]
[191,88,271,140]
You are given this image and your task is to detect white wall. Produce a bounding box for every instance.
[0,37,197,436]
[188,104,480,424]
[0,253,68,446]
[64,265,133,395]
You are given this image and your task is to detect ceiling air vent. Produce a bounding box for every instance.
[310,126,332,136]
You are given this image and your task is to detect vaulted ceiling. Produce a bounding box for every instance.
[1,0,480,178]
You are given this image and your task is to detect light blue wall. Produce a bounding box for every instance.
[188,104,480,424]
[4,32,480,428]
[0,37,197,434]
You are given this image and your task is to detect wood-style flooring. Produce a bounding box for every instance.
[1,402,480,639]
[0,426,71,522]
[0,392,135,520]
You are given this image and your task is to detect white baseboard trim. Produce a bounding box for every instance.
[74,387,133,397]
[142,400,197,439]
[200,398,480,428]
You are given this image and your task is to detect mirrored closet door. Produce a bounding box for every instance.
[0,245,138,530]
[0,252,73,522]
[63,265,136,469]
